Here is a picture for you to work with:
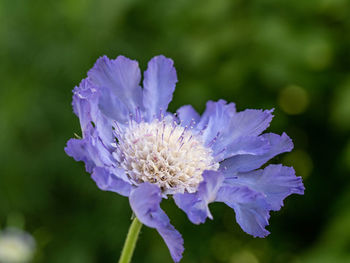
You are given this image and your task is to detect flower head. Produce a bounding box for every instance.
[65,55,304,262]
[115,119,219,194]
[0,228,36,263]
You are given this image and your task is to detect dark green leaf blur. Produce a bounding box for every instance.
[1,0,350,262]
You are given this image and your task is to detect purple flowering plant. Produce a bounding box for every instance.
[65,55,304,262]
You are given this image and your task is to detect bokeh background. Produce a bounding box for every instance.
[1,0,350,262]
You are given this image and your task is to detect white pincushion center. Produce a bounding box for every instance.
[116,120,219,194]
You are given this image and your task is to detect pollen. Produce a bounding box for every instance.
[115,119,219,194]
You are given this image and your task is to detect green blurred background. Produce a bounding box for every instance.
[1,0,350,262]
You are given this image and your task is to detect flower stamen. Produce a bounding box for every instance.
[116,119,219,194]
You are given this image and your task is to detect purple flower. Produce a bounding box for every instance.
[65,55,304,262]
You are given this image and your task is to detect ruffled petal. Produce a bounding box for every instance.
[195,100,272,159]
[228,109,274,138]
[129,183,184,262]
[88,55,143,121]
[142,55,177,121]
[213,135,271,162]
[65,131,114,173]
[91,167,132,197]
[176,105,200,128]
[221,133,293,174]
[65,138,95,173]
[72,78,95,135]
[97,86,129,125]
[216,185,271,237]
[174,170,224,224]
[196,100,236,145]
[72,79,114,146]
[216,164,304,237]
[174,193,207,224]
[228,164,304,211]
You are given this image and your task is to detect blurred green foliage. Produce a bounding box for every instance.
[1,0,350,262]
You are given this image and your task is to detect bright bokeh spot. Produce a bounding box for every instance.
[330,79,350,131]
[283,149,313,179]
[304,38,332,70]
[231,250,259,263]
[278,85,309,115]
[0,228,35,263]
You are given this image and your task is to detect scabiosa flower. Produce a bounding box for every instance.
[0,228,36,263]
[65,55,304,262]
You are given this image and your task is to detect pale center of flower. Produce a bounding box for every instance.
[116,119,219,194]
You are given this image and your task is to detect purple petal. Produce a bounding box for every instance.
[129,183,184,262]
[173,193,208,224]
[143,55,178,121]
[216,185,271,237]
[65,138,95,173]
[216,164,304,237]
[98,86,129,124]
[72,78,95,135]
[228,109,274,139]
[221,133,293,174]
[194,101,272,159]
[88,55,143,119]
[213,135,271,162]
[230,164,304,211]
[174,170,224,224]
[65,130,114,173]
[91,167,132,197]
[72,78,114,148]
[196,100,236,145]
[176,105,200,128]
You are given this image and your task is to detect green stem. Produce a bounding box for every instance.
[118,217,143,263]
